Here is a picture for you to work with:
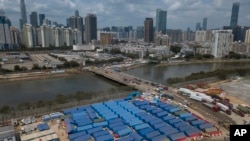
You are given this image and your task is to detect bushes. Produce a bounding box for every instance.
[167,68,250,84]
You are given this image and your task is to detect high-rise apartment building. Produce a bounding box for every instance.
[196,23,201,31]
[136,26,144,40]
[195,30,212,43]
[245,29,250,44]
[85,14,97,43]
[167,29,183,43]
[233,25,242,42]
[30,11,38,27]
[0,10,12,49]
[22,24,34,48]
[20,0,27,29]
[144,18,153,43]
[156,9,167,34]
[230,2,240,28]
[67,11,84,43]
[39,14,45,26]
[212,30,233,58]
[202,17,207,30]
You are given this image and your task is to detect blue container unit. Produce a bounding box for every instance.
[163,115,176,122]
[159,127,178,136]
[153,122,169,130]
[68,131,86,140]
[198,123,213,130]
[92,130,110,138]
[138,127,155,136]
[167,118,183,126]
[41,115,51,122]
[185,128,201,137]
[95,134,114,141]
[86,127,103,134]
[156,111,168,118]
[148,118,163,126]
[72,112,87,120]
[145,131,161,139]
[110,125,128,133]
[183,116,197,122]
[163,106,176,112]
[66,123,75,134]
[37,123,50,131]
[168,132,186,141]
[151,135,170,141]
[117,135,134,141]
[109,122,124,129]
[72,134,92,141]
[178,125,195,132]
[173,121,189,128]
[108,118,123,124]
[151,109,163,114]
[134,123,150,130]
[191,120,206,126]
[117,128,132,137]
[139,105,151,110]
[76,124,93,132]
[130,132,143,141]
[74,118,93,127]
[168,107,180,114]
[178,113,192,119]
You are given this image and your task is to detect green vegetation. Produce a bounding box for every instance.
[167,68,250,84]
[123,53,139,59]
[110,48,121,55]
[170,45,181,54]
[224,51,247,59]
[185,53,214,60]
[86,57,124,65]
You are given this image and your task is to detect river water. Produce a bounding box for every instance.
[0,62,249,106]
[0,74,122,106]
[125,62,250,84]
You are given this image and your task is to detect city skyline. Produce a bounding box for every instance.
[1,0,250,30]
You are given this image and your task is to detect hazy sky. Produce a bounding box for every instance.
[1,0,250,30]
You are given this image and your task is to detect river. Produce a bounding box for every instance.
[0,74,123,106]
[0,62,249,106]
[125,62,250,84]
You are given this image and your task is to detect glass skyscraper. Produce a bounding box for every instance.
[230,2,240,28]
[156,9,167,34]
[19,0,27,29]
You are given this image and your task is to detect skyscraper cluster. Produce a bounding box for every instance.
[0,10,19,50]
[196,17,207,31]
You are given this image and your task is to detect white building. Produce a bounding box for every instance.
[195,30,212,43]
[211,30,233,58]
[245,29,250,44]
[22,24,34,48]
[40,25,51,47]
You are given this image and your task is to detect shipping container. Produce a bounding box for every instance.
[92,130,110,137]
[117,135,134,141]
[77,124,93,132]
[163,115,176,122]
[134,123,150,130]
[151,135,170,141]
[173,122,188,128]
[168,118,183,125]
[138,127,155,136]
[168,108,180,113]
[145,131,161,139]
[153,122,168,129]
[68,131,86,140]
[173,110,186,116]
[179,113,192,118]
[203,127,218,133]
[95,134,114,141]
[87,127,103,134]
[164,129,180,137]
[198,123,213,130]
[191,120,205,126]
[184,128,201,137]
[168,132,186,141]
[130,132,143,141]
[148,119,163,126]
[156,111,168,117]
[117,128,132,137]
[73,134,92,141]
[183,116,197,122]
[178,125,194,132]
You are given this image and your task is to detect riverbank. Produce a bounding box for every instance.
[156,59,250,67]
[0,68,91,84]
